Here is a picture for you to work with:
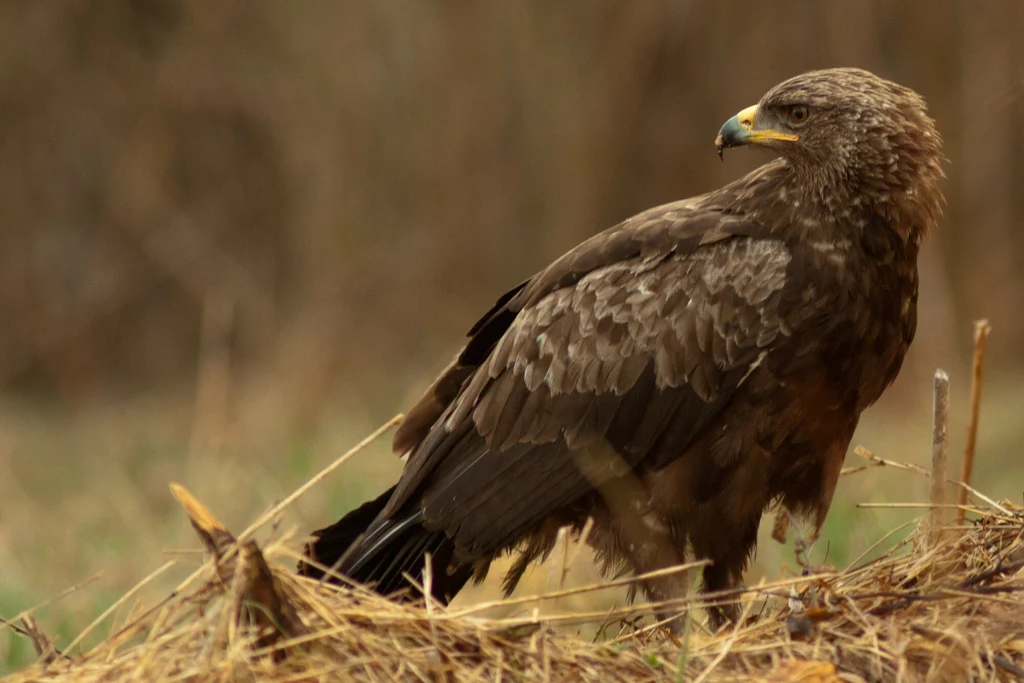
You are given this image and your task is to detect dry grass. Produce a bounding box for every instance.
[3,421,1024,682]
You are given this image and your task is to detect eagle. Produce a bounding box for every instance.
[299,68,944,628]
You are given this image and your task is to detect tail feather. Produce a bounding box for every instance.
[298,485,472,604]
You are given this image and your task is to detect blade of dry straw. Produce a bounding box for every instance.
[1,571,104,636]
[851,444,1008,516]
[66,560,178,655]
[691,580,761,683]
[950,480,1012,517]
[445,559,710,618]
[471,572,829,630]
[134,413,402,638]
[859,503,977,509]
[237,414,403,543]
[958,319,990,525]
[844,517,922,572]
[107,483,278,651]
[104,531,261,653]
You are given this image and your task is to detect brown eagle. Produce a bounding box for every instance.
[299,68,944,627]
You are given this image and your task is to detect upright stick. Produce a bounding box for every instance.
[929,369,949,544]
[957,320,990,525]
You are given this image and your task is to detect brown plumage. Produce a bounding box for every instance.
[299,68,944,628]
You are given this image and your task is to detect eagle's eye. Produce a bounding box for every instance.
[789,105,810,125]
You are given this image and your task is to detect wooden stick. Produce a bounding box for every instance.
[957,319,990,525]
[929,369,950,545]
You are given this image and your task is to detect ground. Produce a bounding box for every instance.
[2,372,1024,673]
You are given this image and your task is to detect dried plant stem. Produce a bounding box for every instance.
[929,369,949,545]
[238,414,403,543]
[691,583,759,683]
[102,418,402,655]
[1,572,104,638]
[951,480,1012,517]
[958,319,990,525]
[447,559,711,619]
[66,561,178,655]
[20,616,60,664]
[854,445,930,476]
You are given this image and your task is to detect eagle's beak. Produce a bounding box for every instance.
[715,104,799,160]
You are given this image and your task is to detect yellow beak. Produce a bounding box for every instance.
[715,104,799,158]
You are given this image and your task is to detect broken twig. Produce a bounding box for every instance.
[171,483,306,660]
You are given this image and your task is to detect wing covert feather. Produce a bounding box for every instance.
[381,188,799,566]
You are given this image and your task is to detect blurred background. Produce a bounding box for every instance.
[2,0,1024,670]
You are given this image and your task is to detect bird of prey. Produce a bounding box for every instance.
[299,68,944,628]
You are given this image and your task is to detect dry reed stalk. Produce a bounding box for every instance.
[64,561,178,657]
[929,369,949,545]
[237,413,402,544]
[957,319,990,525]
[16,617,60,665]
[0,572,103,638]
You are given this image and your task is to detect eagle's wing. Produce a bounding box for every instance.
[372,199,794,567]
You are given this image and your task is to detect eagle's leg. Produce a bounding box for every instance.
[700,555,745,631]
[694,512,761,632]
[582,456,699,634]
[626,522,706,636]
[635,550,695,635]
[588,500,694,635]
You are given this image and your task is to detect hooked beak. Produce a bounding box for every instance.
[715,104,799,160]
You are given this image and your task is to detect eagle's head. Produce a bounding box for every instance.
[716,68,944,236]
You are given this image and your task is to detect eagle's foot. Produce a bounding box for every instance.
[705,600,741,632]
[655,606,694,637]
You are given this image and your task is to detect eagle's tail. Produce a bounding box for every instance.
[298,486,472,604]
